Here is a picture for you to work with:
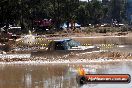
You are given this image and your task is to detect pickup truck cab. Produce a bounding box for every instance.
[48,39,98,51]
[31,39,99,57]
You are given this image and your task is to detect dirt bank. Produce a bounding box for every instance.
[0,51,132,62]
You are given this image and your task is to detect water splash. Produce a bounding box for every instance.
[23,30,36,45]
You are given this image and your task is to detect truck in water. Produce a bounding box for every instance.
[31,39,100,57]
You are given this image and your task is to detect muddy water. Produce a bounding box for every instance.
[0,62,132,88]
[1,36,132,88]
[72,36,132,45]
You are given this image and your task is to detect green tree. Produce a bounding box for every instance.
[110,0,122,22]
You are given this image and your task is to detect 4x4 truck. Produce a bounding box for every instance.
[31,39,100,57]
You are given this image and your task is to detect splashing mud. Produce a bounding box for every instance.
[1,37,132,63]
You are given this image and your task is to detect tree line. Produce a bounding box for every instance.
[0,0,127,30]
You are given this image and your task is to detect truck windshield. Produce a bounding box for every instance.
[67,40,80,47]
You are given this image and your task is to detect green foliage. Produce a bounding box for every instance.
[0,0,127,31]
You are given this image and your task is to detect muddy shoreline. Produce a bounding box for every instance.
[0,51,132,62]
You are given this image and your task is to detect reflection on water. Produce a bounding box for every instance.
[25,73,32,88]
[0,62,132,88]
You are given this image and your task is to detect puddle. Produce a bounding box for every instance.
[0,61,132,88]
